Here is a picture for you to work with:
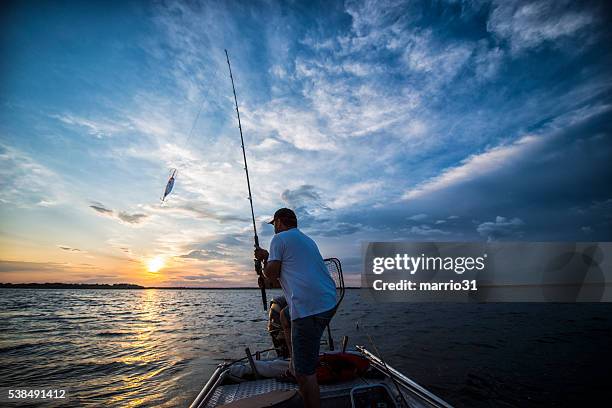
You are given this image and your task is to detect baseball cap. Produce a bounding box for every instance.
[267,208,297,224]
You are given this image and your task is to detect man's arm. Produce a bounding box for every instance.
[254,248,281,287]
[263,260,281,282]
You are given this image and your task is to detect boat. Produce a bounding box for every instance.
[189,258,454,408]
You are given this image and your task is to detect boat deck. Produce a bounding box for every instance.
[204,377,371,408]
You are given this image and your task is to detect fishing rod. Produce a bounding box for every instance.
[224,49,267,311]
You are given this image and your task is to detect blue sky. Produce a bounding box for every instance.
[1,0,611,286]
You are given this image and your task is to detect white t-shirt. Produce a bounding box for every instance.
[268,228,337,320]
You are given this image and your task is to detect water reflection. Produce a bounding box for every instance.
[0,288,231,407]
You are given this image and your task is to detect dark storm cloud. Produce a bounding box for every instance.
[280,185,331,219]
[339,106,612,241]
[265,102,612,242]
[281,185,324,206]
[276,185,367,239]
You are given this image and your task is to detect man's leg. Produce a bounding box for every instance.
[295,373,320,408]
[291,309,334,408]
[280,306,292,359]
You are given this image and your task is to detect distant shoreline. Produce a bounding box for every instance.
[0,283,361,290]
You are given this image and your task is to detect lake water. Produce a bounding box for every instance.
[1,289,611,407]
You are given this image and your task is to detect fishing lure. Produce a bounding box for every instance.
[161,168,177,203]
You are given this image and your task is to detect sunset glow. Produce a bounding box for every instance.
[147,257,165,273]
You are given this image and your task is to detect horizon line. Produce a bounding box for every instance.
[0,282,363,290]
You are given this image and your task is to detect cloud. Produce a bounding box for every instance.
[487,0,597,54]
[0,260,64,273]
[147,200,250,223]
[408,224,450,236]
[89,202,149,225]
[280,185,331,224]
[337,104,612,242]
[293,60,421,140]
[571,198,612,215]
[403,134,545,200]
[53,113,131,138]
[117,211,148,224]
[408,213,428,221]
[252,137,282,151]
[0,144,63,207]
[178,249,228,260]
[330,181,384,209]
[402,31,474,81]
[0,260,100,275]
[477,216,525,241]
[309,222,362,237]
[570,198,612,236]
[244,102,337,151]
[169,234,255,276]
[275,184,367,238]
[89,202,114,215]
[281,185,328,209]
[58,245,82,252]
[473,41,504,81]
[402,104,612,219]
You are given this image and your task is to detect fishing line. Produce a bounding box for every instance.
[184,98,206,146]
[160,63,223,203]
[181,63,226,146]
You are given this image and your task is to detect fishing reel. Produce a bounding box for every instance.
[254,253,267,311]
[267,296,290,358]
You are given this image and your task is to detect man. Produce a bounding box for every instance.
[254,208,337,408]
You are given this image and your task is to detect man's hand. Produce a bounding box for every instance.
[254,247,269,262]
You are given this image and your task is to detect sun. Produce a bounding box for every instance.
[147,256,165,273]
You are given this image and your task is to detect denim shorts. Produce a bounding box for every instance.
[290,307,336,375]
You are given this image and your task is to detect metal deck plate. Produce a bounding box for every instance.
[205,377,369,407]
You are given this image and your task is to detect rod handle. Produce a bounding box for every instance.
[245,347,261,379]
[255,258,267,311]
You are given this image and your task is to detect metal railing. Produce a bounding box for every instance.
[189,363,230,408]
[323,257,345,351]
[356,346,454,408]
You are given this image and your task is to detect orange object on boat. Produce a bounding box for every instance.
[316,352,370,384]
